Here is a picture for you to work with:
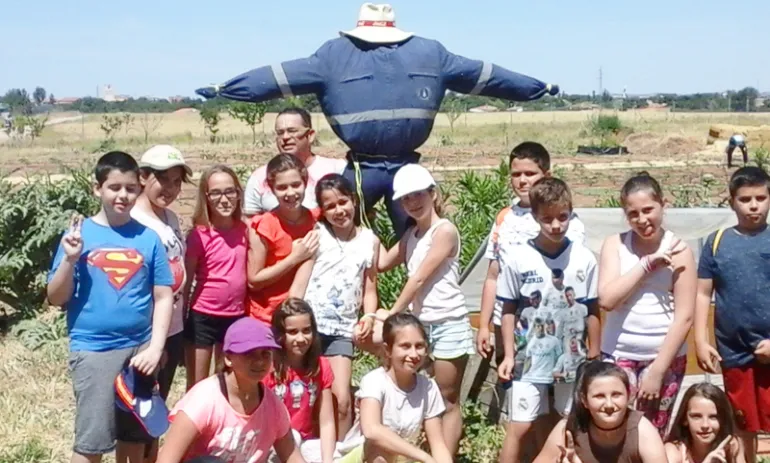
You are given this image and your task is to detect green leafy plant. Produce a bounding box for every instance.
[11,114,49,140]
[199,106,222,143]
[457,401,506,463]
[0,438,52,463]
[228,102,268,144]
[0,168,99,322]
[753,147,770,172]
[11,313,67,350]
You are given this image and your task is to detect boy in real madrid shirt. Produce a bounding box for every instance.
[495,178,600,463]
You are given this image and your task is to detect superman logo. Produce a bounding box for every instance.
[87,248,145,290]
[169,256,184,293]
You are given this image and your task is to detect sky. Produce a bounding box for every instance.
[1,0,768,99]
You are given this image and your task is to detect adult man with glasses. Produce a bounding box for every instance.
[242,108,345,217]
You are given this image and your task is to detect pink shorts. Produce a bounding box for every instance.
[615,355,687,436]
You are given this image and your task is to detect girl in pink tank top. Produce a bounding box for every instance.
[665,382,746,463]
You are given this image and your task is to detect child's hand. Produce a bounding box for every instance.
[637,366,664,403]
[290,231,319,262]
[355,316,374,341]
[696,343,722,373]
[62,213,84,263]
[644,248,673,272]
[755,340,770,364]
[557,431,584,463]
[497,357,515,381]
[703,436,731,463]
[130,346,163,376]
[476,326,493,359]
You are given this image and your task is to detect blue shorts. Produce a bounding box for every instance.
[425,316,475,360]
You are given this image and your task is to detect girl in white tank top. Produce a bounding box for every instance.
[378,164,473,457]
[597,172,697,436]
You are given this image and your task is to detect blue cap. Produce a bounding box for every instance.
[115,366,169,438]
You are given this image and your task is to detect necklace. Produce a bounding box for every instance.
[334,226,357,252]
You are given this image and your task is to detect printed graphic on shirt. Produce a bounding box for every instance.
[208,426,264,462]
[498,242,598,384]
[87,248,144,290]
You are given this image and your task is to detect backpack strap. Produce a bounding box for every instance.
[712,228,725,256]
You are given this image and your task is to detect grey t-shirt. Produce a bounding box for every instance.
[698,226,770,368]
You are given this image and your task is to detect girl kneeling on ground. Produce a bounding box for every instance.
[534,360,667,463]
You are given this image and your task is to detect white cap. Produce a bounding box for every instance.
[392,164,436,200]
[139,145,192,176]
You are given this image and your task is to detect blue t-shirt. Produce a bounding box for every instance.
[698,226,770,368]
[48,218,173,352]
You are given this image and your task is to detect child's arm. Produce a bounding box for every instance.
[288,257,315,299]
[272,429,307,463]
[476,259,499,358]
[585,300,601,359]
[695,276,721,372]
[532,419,567,463]
[664,442,684,463]
[389,223,456,314]
[155,411,200,463]
[47,215,83,307]
[497,302,518,380]
[317,388,336,463]
[356,237,380,341]
[424,416,452,463]
[638,247,696,402]
[637,417,668,462]
[181,231,201,314]
[247,227,318,290]
[131,284,173,375]
[359,397,434,463]
[377,235,407,273]
[597,234,647,311]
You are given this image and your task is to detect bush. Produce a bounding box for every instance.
[590,114,623,136]
[0,168,99,323]
[457,401,506,463]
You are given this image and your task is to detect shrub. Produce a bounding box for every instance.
[0,168,99,324]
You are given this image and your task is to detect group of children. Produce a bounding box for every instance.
[47,134,770,463]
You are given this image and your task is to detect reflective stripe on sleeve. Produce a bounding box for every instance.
[469,61,493,95]
[271,63,294,98]
[327,108,437,125]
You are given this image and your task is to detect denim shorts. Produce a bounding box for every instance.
[425,316,475,360]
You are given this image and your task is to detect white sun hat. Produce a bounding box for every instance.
[392,163,436,200]
[340,3,414,44]
[139,144,193,176]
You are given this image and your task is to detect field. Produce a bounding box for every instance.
[2,109,770,461]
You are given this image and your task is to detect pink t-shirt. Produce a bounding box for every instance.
[262,357,334,440]
[170,375,291,462]
[186,222,248,317]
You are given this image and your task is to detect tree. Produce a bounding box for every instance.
[734,87,760,112]
[2,89,32,115]
[200,106,222,143]
[440,97,465,133]
[33,87,47,105]
[228,102,268,144]
[48,94,56,105]
[139,111,164,143]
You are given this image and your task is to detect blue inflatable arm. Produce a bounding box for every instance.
[196,54,326,102]
[441,47,558,101]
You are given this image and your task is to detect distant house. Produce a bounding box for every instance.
[469,104,499,113]
[54,97,80,105]
[168,95,187,103]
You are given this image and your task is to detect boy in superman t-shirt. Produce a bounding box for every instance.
[47,151,174,463]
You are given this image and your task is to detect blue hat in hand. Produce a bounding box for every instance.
[115,366,169,438]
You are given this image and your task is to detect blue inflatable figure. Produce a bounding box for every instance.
[197,3,559,237]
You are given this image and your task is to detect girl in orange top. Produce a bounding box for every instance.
[247,154,320,325]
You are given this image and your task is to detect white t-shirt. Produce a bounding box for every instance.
[304,225,376,338]
[485,199,586,326]
[496,240,598,384]
[243,155,346,215]
[130,207,186,337]
[354,368,445,445]
[405,219,467,324]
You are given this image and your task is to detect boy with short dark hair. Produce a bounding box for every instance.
[495,177,600,463]
[476,142,586,360]
[695,166,770,463]
[47,151,174,463]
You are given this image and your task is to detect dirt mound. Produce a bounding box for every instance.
[624,132,702,156]
[173,108,199,115]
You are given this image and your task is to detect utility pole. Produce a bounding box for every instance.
[598,67,603,96]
